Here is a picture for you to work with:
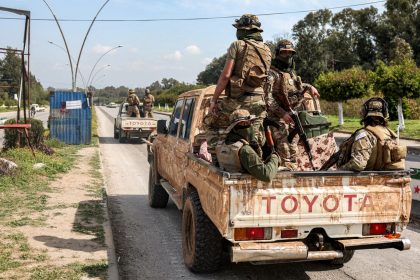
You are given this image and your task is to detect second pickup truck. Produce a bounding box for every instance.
[114,102,157,143]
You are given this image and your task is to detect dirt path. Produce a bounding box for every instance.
[0,147,117,280]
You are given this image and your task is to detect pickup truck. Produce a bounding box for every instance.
[148,85,412,272]
[114,102,157,143]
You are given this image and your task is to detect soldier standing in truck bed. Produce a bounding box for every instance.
[206,14,272,147]
[265,39,319,170]
[127,89,140,118]
[143,88,155,118]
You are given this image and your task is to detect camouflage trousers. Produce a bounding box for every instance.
[127,105,140,118]
[144,109,153,118]
[270,121,298,166]
[204,95,267,147]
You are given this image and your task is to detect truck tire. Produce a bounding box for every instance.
[182,190,223,273]
[328,249,355,265]
[118,131,126,143]
[148,158,169,208]
[113,124,119,139]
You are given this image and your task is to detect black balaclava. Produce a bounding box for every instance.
[236,29,263,42]
[272,53,295,73]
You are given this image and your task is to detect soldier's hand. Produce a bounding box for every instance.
[309,86,320,98]
[282,113,293,124]
[209,99,219,115]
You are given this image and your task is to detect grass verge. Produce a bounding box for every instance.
[327,115,420,139]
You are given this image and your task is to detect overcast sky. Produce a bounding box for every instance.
[0,0,385,90]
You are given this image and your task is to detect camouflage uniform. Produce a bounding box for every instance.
[207,14,272,147]
[338,98,406,171]
[143,90,155,118]
[266,40,314,170]
[127,89,140,118]
[216,110,279,182]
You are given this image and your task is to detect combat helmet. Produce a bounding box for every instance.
[145,88,151,95]
[361,97,389,120]
[232,14,263,32]
[225,109,257,133]
[128,89,135,95]
[275,39,296,56]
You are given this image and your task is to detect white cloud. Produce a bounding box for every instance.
[201,57,213,65]
[164,50,183,61]
[92,44,117,55]
[185,45,201,55]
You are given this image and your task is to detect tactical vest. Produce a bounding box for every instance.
[215,140,248,172]
[228,40,272,98]
[270,67,305,110]
[144,95,154,109]
[364,125,407,170]
[127,94,139,105]
[336,126,406,170]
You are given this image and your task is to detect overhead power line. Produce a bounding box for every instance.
[0,1,385,22]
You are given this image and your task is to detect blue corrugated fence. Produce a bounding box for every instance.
[49,91,91,145]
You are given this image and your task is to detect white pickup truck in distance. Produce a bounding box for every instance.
[114,102,157,143]
[148,85,412,273]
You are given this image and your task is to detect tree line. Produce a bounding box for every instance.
[0,49,48,107]
[196,0,420,120]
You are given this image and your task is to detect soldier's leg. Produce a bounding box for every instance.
[241,96,267,147]
[271,122,290,166]
[134,107,140,118]
[289,134,299,163]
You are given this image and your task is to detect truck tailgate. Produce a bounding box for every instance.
[121,118,156,129]
[229,172,412,229]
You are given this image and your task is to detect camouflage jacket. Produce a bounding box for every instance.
[143,95,155,109]
[238,145,279,182]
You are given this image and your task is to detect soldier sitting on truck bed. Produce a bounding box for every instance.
[323,97,407,171]
[216,109,279,182]
[126,89,140,118]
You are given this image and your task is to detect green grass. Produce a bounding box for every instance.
[30,261,108,280]
[327,115,420,139]
[0,145,79,223]
[154,105,174,113]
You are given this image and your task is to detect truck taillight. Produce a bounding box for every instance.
[234,227,272,241]
[363,223,390,235]
[281,229,298,239]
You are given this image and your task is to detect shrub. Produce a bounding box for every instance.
[3,118,45,149]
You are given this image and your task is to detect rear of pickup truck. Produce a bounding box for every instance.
[223,170,412,263]
[115,116,157,142]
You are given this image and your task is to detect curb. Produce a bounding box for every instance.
[154,111,172,116]
[98,148,120,280]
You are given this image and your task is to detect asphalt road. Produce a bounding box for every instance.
[96,106,420,280]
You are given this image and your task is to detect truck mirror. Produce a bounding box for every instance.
[157,119,168,135]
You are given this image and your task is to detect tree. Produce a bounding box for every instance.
[0,49,21,98]
[196,54,227,85]
[389,37,414,65]
[373,60,420,128]
[292,9,333,83]
[161,78,180,89]
[315,67,373,125]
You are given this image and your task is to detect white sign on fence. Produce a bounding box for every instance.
[66,100,82,110]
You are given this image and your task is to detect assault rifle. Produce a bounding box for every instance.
[284,87,315,170]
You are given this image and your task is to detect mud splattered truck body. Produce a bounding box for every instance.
[148,85,411,272]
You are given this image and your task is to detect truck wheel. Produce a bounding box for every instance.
[113,125,119,139]
[182,190,223,273]
[148,158,169,208]
[328,249,355,265]
[118,131,126,143]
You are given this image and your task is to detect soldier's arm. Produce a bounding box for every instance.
[210,42,237,107]
[239,145,279,182]
[340,131,376,171]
